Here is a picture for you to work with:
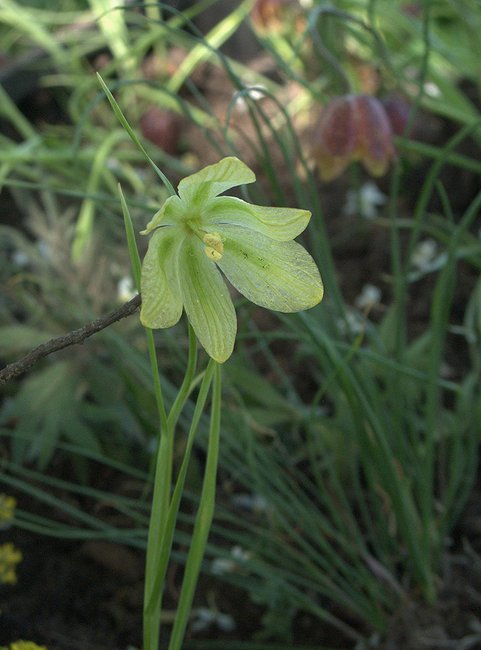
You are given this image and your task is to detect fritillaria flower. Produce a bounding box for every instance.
[314,94,396,182]
[139,107,180,155]
[140,157,323,362]
[381,93,410,137]
[250,0,299,33]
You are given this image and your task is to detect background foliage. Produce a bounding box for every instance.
[1,0,481,648]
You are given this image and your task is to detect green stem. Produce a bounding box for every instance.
[142,326,201,650]
[145,360,216,621]
[142,327,172,650]
[168,323,198,430]
[167,362,222,650]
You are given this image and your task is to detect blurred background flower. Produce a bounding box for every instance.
[314,94,396,181]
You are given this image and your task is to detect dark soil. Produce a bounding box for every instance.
[2,487,481,650]
[0,533,143,650]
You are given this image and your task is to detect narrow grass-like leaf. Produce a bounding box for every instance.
[167,362,221,650]
[96,72,176,196]
[118,183,142,290]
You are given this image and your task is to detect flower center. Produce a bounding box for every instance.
[186,220,224,261]
[202,231,224,261]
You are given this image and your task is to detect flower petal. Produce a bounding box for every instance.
[140,227,183,328]
[217,225,324,312]
[178,236,237,363]
[177,157,255,205]
[203,196,311,241]
[141,194,185,235]
[354,95,396,177]
[314,95,357,182]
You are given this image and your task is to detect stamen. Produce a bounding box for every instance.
[203,232,224,261]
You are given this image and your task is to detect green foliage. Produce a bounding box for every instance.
[0,198,161,467]
[1,0,481,647]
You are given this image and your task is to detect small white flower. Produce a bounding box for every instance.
[410,239,448,279]
[424,82,441,98]
[211,545,251,575]
[190,608,215,632]
[337,310,365,337]
[211,557,237,576]
[244,86,266,101]
[343,182,386,220]
[411,239,437,270]
[355,284,382,310]
[191,607,236,633]
[117,276,137,302]
[235,85,267,111]
[231,492,269,513]
[231,545,251,562]
[411,239,438,271]
[12,250,29,267]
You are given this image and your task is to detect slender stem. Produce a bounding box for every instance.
[307,7,352,94]
[142,327,172,650]
[142,323,199,650]
[145,361,216,621]
[168,323,198,430]
[167,362,222,650]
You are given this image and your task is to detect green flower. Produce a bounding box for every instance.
[140,157,323,362]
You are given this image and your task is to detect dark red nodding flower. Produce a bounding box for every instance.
[140,107,181,155]
[251,0,296,32]
[314,94,396,182]
[381,94,411,137]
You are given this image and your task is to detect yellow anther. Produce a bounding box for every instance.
[203,232,224,261]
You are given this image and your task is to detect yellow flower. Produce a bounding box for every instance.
[0,494,16,523]
[0,543,22,585]
[10,643,47,650]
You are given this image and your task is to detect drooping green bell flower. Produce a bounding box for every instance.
[140,157,323,362]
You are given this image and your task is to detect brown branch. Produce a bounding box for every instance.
[0,294,142,385]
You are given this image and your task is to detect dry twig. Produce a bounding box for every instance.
[0,294,142,385]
